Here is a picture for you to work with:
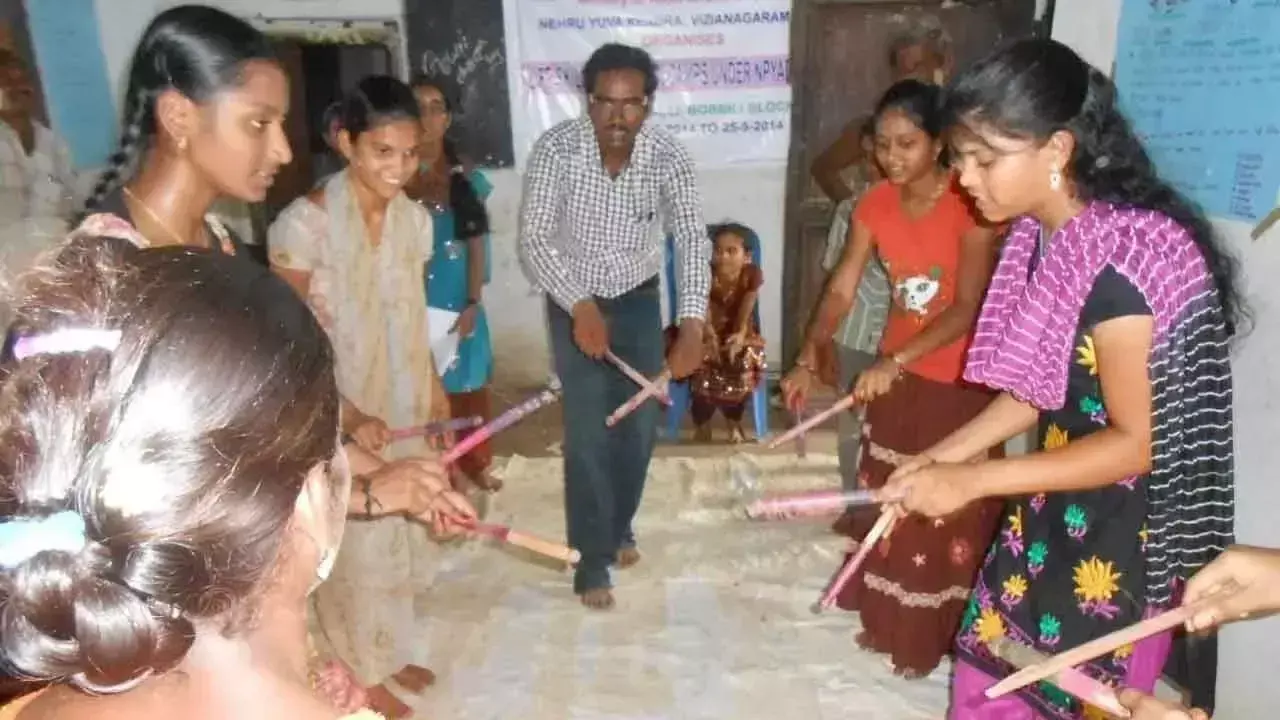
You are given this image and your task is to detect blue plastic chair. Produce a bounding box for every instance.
[661,230,769,440]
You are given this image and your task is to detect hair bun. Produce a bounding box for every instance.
[1,543,194,693]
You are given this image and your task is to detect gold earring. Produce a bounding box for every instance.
[1049,168,1062,191]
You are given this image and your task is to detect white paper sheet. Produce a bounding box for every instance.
[427,306,461,372]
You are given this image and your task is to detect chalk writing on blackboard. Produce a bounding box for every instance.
[1115,0,1280,222]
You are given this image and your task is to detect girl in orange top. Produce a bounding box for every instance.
[782,79,1002,678]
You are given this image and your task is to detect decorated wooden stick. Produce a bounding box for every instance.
[811,508,896,614]
[464,519,580,566]
[984,584,1239,700]
[606,368,672,427]
[986,638,1129,717]
[443,380,561,465]
[389,415,483,442]
[765,394,857,449]
[605,350,671,405]
[744,488,896,520]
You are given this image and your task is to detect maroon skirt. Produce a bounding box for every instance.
[835,371,1003,675]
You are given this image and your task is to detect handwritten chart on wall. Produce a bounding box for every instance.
[24,0,116,169]
[1114,0,1280,223]
[405,0,514,167]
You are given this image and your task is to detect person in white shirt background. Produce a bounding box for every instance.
[0,46,76,223]
[0,45,79,330]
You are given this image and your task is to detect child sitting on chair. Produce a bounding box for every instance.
[671,222,766,443]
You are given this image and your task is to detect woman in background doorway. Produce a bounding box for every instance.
[406,75,499,493]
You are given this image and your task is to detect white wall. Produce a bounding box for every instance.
[1054,2,1280,717]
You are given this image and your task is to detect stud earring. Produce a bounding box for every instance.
[1049,167,1062,191]
[177,137,189,152]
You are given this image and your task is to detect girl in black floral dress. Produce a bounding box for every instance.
[881,39,1242,719]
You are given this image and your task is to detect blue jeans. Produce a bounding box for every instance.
[547,279,663,594]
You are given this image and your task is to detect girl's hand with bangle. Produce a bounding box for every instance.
[357,456,477,536]
[781,355,818,411]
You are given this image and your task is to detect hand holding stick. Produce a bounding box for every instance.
[606,368,672,427]
[606,350,671,406]
[765,394,858,449]
[984,584,1240,700]
[442,381,561,465]
[388,415,484,442]
[812,507,896,614]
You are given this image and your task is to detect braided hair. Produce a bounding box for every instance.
[81,5,276,216]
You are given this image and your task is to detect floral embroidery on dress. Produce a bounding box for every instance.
[1079,395,1107,424]
[1064,504,1089,541]
[1044,423,1070,450]
[1076,335,1098,375]
[1038,613,1062,648]
[1001,574,1028,610]
[1074,556,1122,619]
[1027,540,1049,578]
[1002,505,1025,557]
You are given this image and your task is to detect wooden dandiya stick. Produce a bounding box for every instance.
[442,381,561,465]
[464,519,580,566]
[792,409,807,458]
[811,507,896,614]
[388,415,484,442]
[765,393,858,449]
[987,638,1129,718]
[744,488,887,520]
[605,349,671,405]
[606,368,672,427]
[984,585,1239,700]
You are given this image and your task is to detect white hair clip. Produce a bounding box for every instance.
[12,328,121,361]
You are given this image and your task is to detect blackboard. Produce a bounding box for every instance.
[1114,0,1280,223]
[405,0,514,168]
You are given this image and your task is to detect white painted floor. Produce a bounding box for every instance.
[398,453,951,719]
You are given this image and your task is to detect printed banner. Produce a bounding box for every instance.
[509,1,792,168]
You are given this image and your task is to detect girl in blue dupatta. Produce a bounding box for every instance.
[407,75,499,492]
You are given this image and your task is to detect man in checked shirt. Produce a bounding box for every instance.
[519,43,709,610]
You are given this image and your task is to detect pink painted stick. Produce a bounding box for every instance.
[985,585,1238,699]
[764,394,857,449]
[442,382,561,465]
[605,350,671,405]
[987,638,1129,718]
[792,409,807,457]
[606,369,672,427]
[811,508,896,614]
[388,415,483,442]
[745,488,895,520]
[467,520,580,566]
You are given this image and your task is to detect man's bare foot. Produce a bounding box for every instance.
[366,683,413,718]
[693,424,712,442]
[616,546,641,569]
[391,664,435,693]
[727,424,746,444]
[579,587,615,610]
